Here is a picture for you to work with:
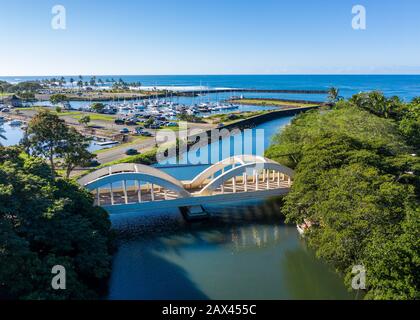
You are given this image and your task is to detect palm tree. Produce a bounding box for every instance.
[77,80,83,90]
[89,76,97,87]
[69,78,74,88]
[327,87,343,103]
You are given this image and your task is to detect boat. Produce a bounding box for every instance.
[57,101,72,110]
[296,224,306,236]
[297,219,315,236]
[96,140,119,146]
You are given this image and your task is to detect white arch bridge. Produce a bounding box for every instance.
[77,155,294,218]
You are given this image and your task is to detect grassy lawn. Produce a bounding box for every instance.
[230,98,320,107]
[15,106,82,116]
[15,106,44,111]
[57,111,83,116]
[205,110,269,124]
[73,114,115,122]
[158,126,180,132]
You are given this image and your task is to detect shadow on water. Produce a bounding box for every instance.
[107,197,353,300]
[280,247,356,300]
[108,240,210,300]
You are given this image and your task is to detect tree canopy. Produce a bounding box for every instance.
[0,146,113,299]
[49,94,68,105]
[266,93,420,300]
[22,110,95,178]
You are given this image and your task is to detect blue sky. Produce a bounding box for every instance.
[0,0,419,76]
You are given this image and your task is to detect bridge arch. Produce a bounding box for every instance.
[199,161,294,196]
[188,155,268,189]
[77,156,294,210]
[78,163,191,205]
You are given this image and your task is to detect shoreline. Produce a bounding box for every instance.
[1,87,329,104]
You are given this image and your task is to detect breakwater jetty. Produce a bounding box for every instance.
[177,88,328,97]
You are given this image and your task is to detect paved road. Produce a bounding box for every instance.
[95,123,215,164]
[95,137,157,163]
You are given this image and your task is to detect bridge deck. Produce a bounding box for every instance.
[95,178,291,206]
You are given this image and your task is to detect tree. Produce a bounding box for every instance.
[90,102,105,113]
[398,100,420,151]
[327,87,343,103]
[69,78,75,88]
[266,103,419,299]
[17,91,35,101]
[61,128,95,179]
[0,147,112,299]
[89,76,97,87]
[22,111,69,177]
[22,111,96,178]
[77,80,83,90]
[78,115,91,127]
[50,94,68,105]
[55,106,62,113]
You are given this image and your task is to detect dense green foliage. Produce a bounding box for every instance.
[78,115,91,127]
[0,147,113,299]
[22,111,95,178]
[0,80,43,93]
[177,112,204,123]
[348,92,420,151]
[90,102,105,113]
[266,93,419,300]
[49,94,68,105]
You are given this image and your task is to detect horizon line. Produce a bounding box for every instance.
[2,73,420,78]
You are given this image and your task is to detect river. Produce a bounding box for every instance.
[107,115,356,300]
[0,110,356,300]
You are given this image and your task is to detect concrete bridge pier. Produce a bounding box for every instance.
[180,205,209,221]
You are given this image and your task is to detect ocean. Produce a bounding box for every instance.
[1,75,420,101]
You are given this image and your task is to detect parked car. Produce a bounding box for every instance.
[134,126,144,134]
[115,119,125,125]
[119,128,130,134]
[141,131,152,137]
[125,120,138,126]
[125,149,139,156]
[87,160,101,167]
